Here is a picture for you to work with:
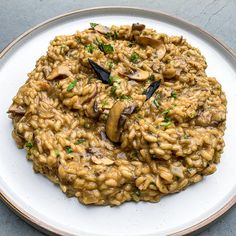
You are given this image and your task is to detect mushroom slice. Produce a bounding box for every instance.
[156,44,166,60]
[7,104,25,115]
[130,23,145,40]
[91,156,114,165]
[136,36,166,60]
[136,36,163,48]
[85,99,98,118]
[46,64,72,80]
[94,24,112,34]
[132,23,145,31]
[126,68,149,81]
[106,100,136,142]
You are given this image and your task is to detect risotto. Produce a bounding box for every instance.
[8,23,227,205]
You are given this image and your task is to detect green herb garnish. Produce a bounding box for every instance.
[153,99,160,108]
[162,109,170,115]
[130,52,140,63]
[162,121,172,128]
[90,22,98,28]
[101,100,109,108]
[65,147,73,154]
[110,85,117,95]
[108,76,114,85]
[113,31,119,40]
[105,32,113,38]
[171,91,177,99]
[183,134,189,139]
[148,74,155,81]
[67,80,77,92]
[98,43,114,54]
[75,139,86,145]
[25,142,33,149]
[130,150,138,160]
[107,61,114,70]
[119,95,132,100]
[85,44,96,53]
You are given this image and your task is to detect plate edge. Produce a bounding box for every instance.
[0,6,235,236]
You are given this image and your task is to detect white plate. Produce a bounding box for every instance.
[0,7,236,236]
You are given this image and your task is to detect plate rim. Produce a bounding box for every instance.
[0,6,235,236]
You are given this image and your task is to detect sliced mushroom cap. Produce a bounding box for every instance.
[136,36,162,48]
[126,68,149,81]
[130,23,146,40]
[106,100,136,142]
[91,156,114,165]
[46,65,72,80]
[94,24,112,34]
[8,104,26,115]
[84,99,98,118]
[136,36,166,60]
[156,44,166,60]
[132,23,145,31]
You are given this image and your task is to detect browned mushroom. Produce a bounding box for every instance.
[91,156,114,165]
[8,104,26,115]
[46,64,72,80]
[106,100,137,142]
[84,99,99,118]
[126,68,149,81]
[94,24,112,34]
[130,23,145,40]
[136,36,166,60]
[132,23,145,31]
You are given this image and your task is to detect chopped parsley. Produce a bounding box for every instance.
[153,99,160,108]
[148,74,155,81]
[130,52,140,63]
[65,147,73,154]
[110,85,117,95]
[113,31,119,40]
[85,44,96,53]
[162,109,170,115]
[90,22,98,28]
[106,61,114,70]
[162,121,172,128]
[105,32,113,38]
[98,43,114,54]
[75,37,81,44]
[108,76,114,85]
[119,95,132,100]
[25,142,33,149]
[183,134,189,139]
[75,139,86,145]
[67,80,77,92]
[130,150,138,160]
[171,91,177,99]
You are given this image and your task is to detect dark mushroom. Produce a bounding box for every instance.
[144,80,161,100]
[106,100,137,142]
[46,64,72,80]
[88,59,110,84]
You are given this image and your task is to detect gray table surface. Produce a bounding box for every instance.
[0,0,235,235]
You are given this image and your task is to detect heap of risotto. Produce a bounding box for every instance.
[8,23,227,205]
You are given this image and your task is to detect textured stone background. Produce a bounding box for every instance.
[0,0,235,235]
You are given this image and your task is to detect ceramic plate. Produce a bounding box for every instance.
[0,7,235,236]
